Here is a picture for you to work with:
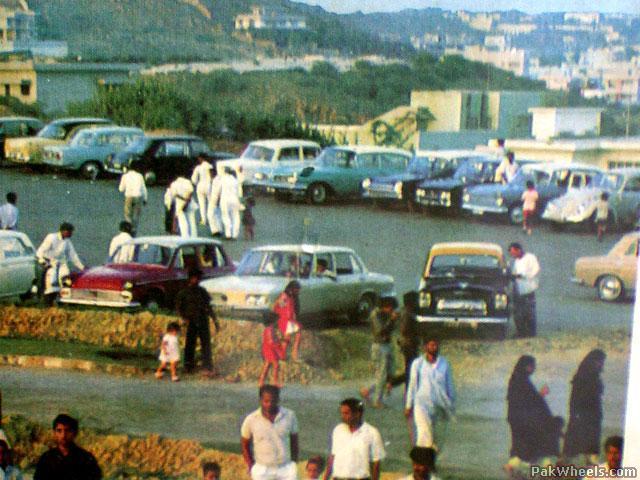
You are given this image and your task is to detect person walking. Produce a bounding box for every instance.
[595,192,609,242]
[212,168,242,240]
[521,180,539,235]
[175,268,219,375]
[108,221,134,263]
[258,311,286,388]
[164,177,198,238]
[36,223,85,306]
[323,398,386,480]
[207,167,224,237]
[191,155,213,226]
[155,321,181,382]
[118,166,147,235]
[273,281,302,361]
[508,242,540,338]
[405,337,455,451]
[505,356,563,471]
[389,291,420,393]
[240,385,299,480]
[0,192,18,230]
[360,296,398,408]
[33,414,102,480]
[242,195,257,241]
[563,349,607,465]
[398,447,440,480]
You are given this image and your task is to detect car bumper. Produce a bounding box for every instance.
[462,204,508,215]
[363,189,402,200]
[59,288,140,308]
[542,210,590,224]
[416,196,453,208]
[268,183,307,196]
[213,305,268,321]
[416,314,508,324]
[6,153,33,164]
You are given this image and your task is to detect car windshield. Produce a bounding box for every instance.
[111,243,173,266]
[317,148,356,167]
[236,251,314,277]
[453,159,487,179]
[429,254,501,275]
[242,145,275,162]
[37,124,68,140]
[597,173,624,190]
[123,137,152,154]
[69,130,94,146]
[408,156,433,174]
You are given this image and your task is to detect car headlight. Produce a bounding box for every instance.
[123,281,134,290]
[416,189,425,197]
[362,178,371,189]
[419,291,431,307]
[494,293,508,310]
[394,181,403,195]
[463,192,470,203]
[496,196,503,206]
[440,191,450,200]
[254,172,264,180]
[246,294,268,306]
[287,173,297,184]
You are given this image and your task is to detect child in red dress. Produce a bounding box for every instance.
[258,311,286,387]
[273,280,302,361]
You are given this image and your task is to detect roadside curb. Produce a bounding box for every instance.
[0,354,144,376]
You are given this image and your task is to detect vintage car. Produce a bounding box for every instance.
[361,150,474,209]
[0,116,44,163]
[415,155,500,212]
[104,135,234,185]
[5,117,112,166]
[416,242,511,338]
[218,139,322,187]
[59,237,234,309]
[542,168,640,230]
[462,163,604,224]
[266,145,412,205]
[43,126,144,179]
[572,232,638,302]
[200,244,396,323]
[0,230,37,301]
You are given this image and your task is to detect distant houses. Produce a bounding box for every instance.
[235,6,307,31]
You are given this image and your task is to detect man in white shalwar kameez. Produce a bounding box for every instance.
[164,177,198,238]
[191,155,213,226]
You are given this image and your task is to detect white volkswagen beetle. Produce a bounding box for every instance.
[0,230,37,300]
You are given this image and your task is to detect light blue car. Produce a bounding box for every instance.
[43,126,144,179]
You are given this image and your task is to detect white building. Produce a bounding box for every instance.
[528,107,603,141]
[235,6,306,31]
[462,45,527,76]
[564,12,601,25]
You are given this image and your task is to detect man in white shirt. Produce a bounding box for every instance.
[508,242,540,338]
[191,155,213,226]
[118,166,147,234]
[207,168,223,237]
[584,436,623,480]
[494,152,518,184]
[241,385,299,480]
[0,192,18,230]
[405,337,455,452]
[36,222,85,305]
[108,221,134,263]
[398,447,440,480]
[323,397,386,480]
[211,168,242,240]
[164,177,198,238]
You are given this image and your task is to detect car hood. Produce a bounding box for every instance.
[73,264,169,289]
[200,275,287,296]
[370,172,425,184]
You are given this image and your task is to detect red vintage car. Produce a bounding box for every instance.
[59,236,234,310]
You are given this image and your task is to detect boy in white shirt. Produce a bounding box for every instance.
[155,322,181,382]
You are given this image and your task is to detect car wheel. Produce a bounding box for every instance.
[145,291,164,312]
[144,171,157,186]
[352,294,376,323]
[80,161,101,180]
[307,183,328,205]
[597,275,624,302]
[508,205,523,225]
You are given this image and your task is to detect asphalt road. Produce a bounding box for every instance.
[1,168,634,335]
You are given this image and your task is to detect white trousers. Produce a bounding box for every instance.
[250,462,297,480]
[220,200,241,239]
[175,198,198,238]
[196,187,209,224]
[206,201,223,235]
[44,262,70,295]
[413,403,448,450]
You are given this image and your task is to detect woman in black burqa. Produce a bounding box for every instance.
[507,355,563,462]
[562,349,606,463]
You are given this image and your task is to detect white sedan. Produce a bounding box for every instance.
[0,230,37,300]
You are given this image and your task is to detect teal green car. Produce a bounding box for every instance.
[268,145,412,204]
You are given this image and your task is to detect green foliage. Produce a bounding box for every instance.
[0,96,46,119]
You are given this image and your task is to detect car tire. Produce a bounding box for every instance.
[307,183,329,205]
[508,205,523,225]
[352,293,376,323]
[597,275,624,302]
[80,161,101,180]
[144,171,157,186]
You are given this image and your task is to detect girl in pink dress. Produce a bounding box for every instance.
[258,311,286,387]
[273,280,302,361]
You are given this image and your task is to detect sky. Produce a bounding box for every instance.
[296,0,640,15]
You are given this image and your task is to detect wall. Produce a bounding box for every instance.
[418,130,496,151]
[411,90,462,132]
[0,58,36,103]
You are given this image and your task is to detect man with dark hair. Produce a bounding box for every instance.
[585,436,623,480]
[360,296,398,408]
[0,192,18,230]
[202,461,221,480]
[108,221,134,263]
[175,268,219,375]
[508,242,540,338]
[398,447,440,480]
[36,222,85,306]
[389,291,420,392]
[241,385,299,480]
[323,397,385,480]
[118,164,147,235]
[33,414,101,480]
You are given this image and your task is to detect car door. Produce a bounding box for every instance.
[93,132,113,162]
[298,252,340,317]
[196,243,234,278]
[333,251,362,311]
[350,153,379,194]
[0,235,35,297]
[164,245,192,302]
[617,175,640,225]
[154,140,190,182]
[620,237,638,289]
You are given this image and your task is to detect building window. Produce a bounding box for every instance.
[20,80,30,96]
[4,84,9,97]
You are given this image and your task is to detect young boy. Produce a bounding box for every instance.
[202,461,221,480]
[521,181,539,235]
[155,322,181,382]
[304,456,325,479]
[595,192,609,242]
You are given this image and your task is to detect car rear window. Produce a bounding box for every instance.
[430,254,501,273]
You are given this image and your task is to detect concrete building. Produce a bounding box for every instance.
[461,45,527,76]
[0,50,35,103]
[528,107,603,141]
[603,68,640,104]
[564,12,601,25]
[235,6,306,31]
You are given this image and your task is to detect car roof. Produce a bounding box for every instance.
[129,236,222,248]
[144,135,202,141]
[48,118,112,125]
[251,244,356,255]
[430,242,504,257]
[524,162,603,174]
[74,126,144,135]
[415,149,489,159]
[0,230,33,244]
[327,145,412,156]
[249,139,321,149]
